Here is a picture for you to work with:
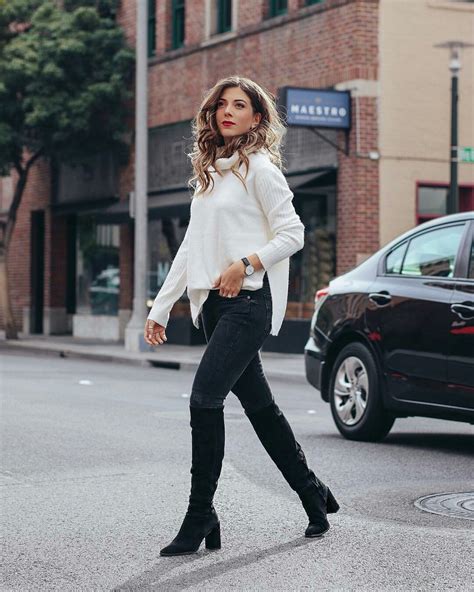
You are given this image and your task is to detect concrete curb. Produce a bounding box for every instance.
[0,339,308,383]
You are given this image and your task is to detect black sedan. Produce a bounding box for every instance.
[304,212,474,441]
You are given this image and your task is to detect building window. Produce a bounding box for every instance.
[206,0,234,38]
[172,0,185,49]
[148,0,156,57]
[147,216,189,309]
[268,0,287,18]
[215,0,232,34]
[417,184,474,225]
[76,215,120,316]
[306,0,324,5]
[290,193,336,303]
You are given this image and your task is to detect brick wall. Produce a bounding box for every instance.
[1,157,52,329]
[337,97,380,274]
[117,0,136,47]
[186,0,206,46]
[239,0,266,28]
[147,1,379,126]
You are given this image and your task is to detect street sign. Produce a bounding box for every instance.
[459,147,474,163]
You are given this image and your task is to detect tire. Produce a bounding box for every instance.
[328,342,395,442]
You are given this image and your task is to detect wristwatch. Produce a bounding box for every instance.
[241,257,255,276]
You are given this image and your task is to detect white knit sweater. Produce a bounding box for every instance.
[146,149,305,336]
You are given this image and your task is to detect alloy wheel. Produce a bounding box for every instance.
[333,356,369,425]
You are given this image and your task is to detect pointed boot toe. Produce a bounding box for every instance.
[159,541,196,556]
[160,510,221,556]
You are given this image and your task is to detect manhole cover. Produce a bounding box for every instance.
[414,492,474,521]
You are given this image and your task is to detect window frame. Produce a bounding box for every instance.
[384,241,409,276]
[454,220,474,281]
[147,0,156,57]
[268,0,288,18]
[216,0,232,34]
[172,0,186,50]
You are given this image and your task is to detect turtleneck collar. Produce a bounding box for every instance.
[213,148,267,173]
[214,151,240,172]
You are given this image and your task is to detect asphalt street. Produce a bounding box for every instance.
[1,350,473,591]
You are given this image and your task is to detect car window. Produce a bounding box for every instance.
[386,242,407,274]
[401,224,465,278]
[469,240,474,279]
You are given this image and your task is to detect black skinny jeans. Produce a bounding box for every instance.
[190,273,275,412]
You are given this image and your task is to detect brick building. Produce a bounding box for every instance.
[1,0,473,352]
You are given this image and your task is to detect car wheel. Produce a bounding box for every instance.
[328,342,395,442]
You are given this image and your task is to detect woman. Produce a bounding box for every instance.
[144,76,339,557]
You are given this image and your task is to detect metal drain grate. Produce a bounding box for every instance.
[414,492,474,521]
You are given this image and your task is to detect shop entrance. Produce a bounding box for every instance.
[289,170,337,306]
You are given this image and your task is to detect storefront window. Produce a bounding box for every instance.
[76,215,120,315]
[147,215,189,306]
[290,193,336,303]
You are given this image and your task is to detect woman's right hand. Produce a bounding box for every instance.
[144,319,167,346]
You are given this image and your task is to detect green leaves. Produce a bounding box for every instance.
[0,0,134,169]
[71,6,101,31]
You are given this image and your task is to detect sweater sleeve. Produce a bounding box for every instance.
[146,227,189,327]
[254,164,305,270]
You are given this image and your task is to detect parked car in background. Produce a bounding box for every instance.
[89,267,119,315]
[304,212,474,441]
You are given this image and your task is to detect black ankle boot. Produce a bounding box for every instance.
[159,506,221,556]
[160,406,225,557]
[298,483,340,537]
[245,401,340,537]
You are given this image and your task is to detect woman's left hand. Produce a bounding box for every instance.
[213,261,245,297]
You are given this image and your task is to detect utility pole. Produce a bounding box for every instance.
[434,40,474,214]
[125,0,148,351]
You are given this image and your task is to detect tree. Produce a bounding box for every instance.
[0,0,134,338]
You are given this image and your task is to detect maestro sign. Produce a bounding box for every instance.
[281,87,351,130]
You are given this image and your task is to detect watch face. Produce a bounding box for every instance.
[246,265,255,276]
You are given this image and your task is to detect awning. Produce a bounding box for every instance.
[51,196,119,216]
[83,169,336,225]
[95,189,192,224]
[287,169,336,191]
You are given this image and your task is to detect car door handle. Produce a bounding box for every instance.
[368,291,392,306]
[451,302,474,320]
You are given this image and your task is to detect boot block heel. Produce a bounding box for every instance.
[205,523,221,550]
[326,488,340,514]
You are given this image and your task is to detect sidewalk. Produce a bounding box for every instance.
[0,332,308,382]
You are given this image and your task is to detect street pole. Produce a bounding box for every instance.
[125,0,148,352]
[434,40,474,215]
[448,47,459,214]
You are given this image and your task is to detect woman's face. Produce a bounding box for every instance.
[215,86,262,144]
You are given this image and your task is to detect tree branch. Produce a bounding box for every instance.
[4,148,45,249]
[25,147,45,172]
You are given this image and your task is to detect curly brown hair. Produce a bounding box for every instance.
[189,76,286,194]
